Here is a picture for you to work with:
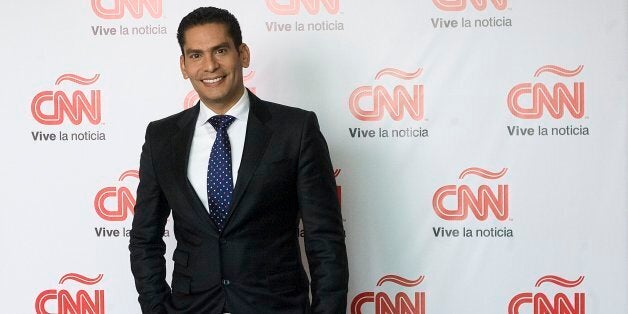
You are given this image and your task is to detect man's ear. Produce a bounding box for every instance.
[239,43,251,68]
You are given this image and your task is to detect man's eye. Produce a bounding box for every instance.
[189,53,200,59]
[216,48,227,55]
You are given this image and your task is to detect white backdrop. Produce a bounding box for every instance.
[1,0,626,313]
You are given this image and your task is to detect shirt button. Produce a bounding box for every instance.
[222,279,230,286]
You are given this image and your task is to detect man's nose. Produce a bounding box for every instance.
[203,55,219,72]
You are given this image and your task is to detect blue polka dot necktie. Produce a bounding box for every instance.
[207,115,236,232]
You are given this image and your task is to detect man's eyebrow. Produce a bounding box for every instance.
[184,42,231,55]
[210,42,231,51]
[184,48,203,54]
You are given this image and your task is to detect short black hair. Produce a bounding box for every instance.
[177,7,243,54]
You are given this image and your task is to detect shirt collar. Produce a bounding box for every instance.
[196,90,250,128]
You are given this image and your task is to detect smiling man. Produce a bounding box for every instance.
[129,6,349,314]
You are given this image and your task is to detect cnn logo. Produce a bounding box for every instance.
[350,68,424,121]
[94,170,138,221]
[31,74,101,125]
[433,167,509,221]
[35,273,105,314]
[352,275,426,314]
[91,0,162,19]
[433,0,507,11]
[508,65,585,119]
[509,275,586,314]
[266,0,339,15]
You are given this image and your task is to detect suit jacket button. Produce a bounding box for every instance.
[220,238,227,244]
[222,279,230,286]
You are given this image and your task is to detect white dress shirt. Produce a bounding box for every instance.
[187,91,250,212]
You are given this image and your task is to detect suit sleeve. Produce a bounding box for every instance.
[297,112,349,313]
[129,122,171,314]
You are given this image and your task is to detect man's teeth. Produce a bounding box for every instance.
[203,77,223,84]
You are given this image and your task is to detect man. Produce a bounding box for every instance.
[129,6,349,314]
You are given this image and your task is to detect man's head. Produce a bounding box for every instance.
[177,7,250,113]
[177,7,242,55]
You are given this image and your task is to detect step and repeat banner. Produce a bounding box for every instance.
[1,0,626,313]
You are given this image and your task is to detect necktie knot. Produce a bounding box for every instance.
[208,115,236,131]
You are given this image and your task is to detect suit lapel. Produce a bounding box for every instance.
[227,92,272,224]
[171,103,218,232]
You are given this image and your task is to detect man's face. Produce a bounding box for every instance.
[180,23,250,112]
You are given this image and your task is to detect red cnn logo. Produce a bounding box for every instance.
[91,0,162,19]
[433,167,509,221]
[508,65,585,119]
[183,90,199,110]
[183,71,256,109]
[35,273,105,314]
[266,0,339,15]
[94,170,138,221]
[349,68,424,121]
[352,275,426,314]
[31,74,101,125]
[509,275,585,314]
[433,0,507,11]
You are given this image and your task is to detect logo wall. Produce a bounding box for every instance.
[35,273,105,314]
[432,167,513,238]
[32,74,101,126]
[91,0,162,19]
[94,170,139,222]
[348,67,428,140]
[429,0,512,30]
[432,0,507,11]
[30,74,106,143]
[350,68,424,122]
[90,0,167,36]
[264,0,344,33]
[93,170,170,238]
[506,65,589,137]
[508,275,586,314]
[351,275,427,314]
[266,0,339,15]
[508,65,584,119]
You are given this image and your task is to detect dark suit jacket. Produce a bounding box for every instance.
[129,91,349,314]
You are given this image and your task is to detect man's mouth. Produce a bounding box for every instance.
[202,76,224,84]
